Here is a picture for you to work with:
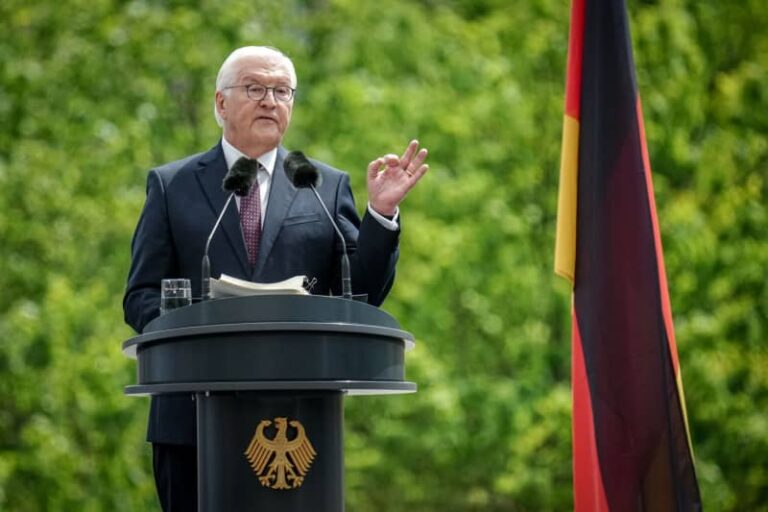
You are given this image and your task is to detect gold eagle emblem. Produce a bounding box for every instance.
[244,417,317,490]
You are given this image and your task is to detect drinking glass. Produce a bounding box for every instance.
[160,278,192,315]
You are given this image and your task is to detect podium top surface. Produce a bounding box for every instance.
[122,295,417,395]
[122,294,414,359]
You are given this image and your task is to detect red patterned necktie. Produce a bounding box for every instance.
[239,160,262,266]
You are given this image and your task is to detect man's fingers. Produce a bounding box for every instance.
[409,163,429,182]
[406,148,428,173]
[368,155,402,181]
[367,158,384,179]
[382,154,401,172]
[400,140,419,168]
[369,143,428,184]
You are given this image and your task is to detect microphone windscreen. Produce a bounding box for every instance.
[222,157,259,196]
[284,151,322,188]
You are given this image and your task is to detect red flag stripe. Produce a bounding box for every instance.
[572,311,609,511]
[564,0,585,119]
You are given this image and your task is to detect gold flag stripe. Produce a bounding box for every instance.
[555,114,580,284]
[676,371,696,461]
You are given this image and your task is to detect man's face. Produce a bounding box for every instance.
[216,52,295,157]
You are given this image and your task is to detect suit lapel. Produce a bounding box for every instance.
[195,143,251,277]
[254,146,298,276]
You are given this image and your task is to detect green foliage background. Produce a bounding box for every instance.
[1,0,765,510]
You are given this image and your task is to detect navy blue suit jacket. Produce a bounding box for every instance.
[123,143,399,444]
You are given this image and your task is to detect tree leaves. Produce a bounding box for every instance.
[0,0,765,510]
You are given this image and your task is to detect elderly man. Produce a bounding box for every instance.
[123,46,428,510]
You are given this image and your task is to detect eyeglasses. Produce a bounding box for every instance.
[224,83,296,103]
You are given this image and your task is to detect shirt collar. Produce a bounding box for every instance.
[221,136,277,178]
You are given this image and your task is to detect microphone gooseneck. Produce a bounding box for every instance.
[284,151,352,300]
[201,193,236,300]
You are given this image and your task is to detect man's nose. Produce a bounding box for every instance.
[259,89,278,106]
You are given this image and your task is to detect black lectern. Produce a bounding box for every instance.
[122,295,415,512]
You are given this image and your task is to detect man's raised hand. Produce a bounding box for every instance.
[367,140,429,216]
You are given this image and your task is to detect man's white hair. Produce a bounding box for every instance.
[213,46,297,127]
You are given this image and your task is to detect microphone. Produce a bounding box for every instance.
[201,157,259,300]
[284,151,352,300]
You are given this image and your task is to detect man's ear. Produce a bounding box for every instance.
[215,90,226,120]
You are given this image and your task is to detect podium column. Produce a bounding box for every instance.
[196,390,344,512]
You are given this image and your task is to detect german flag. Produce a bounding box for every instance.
[554,0,702,510]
